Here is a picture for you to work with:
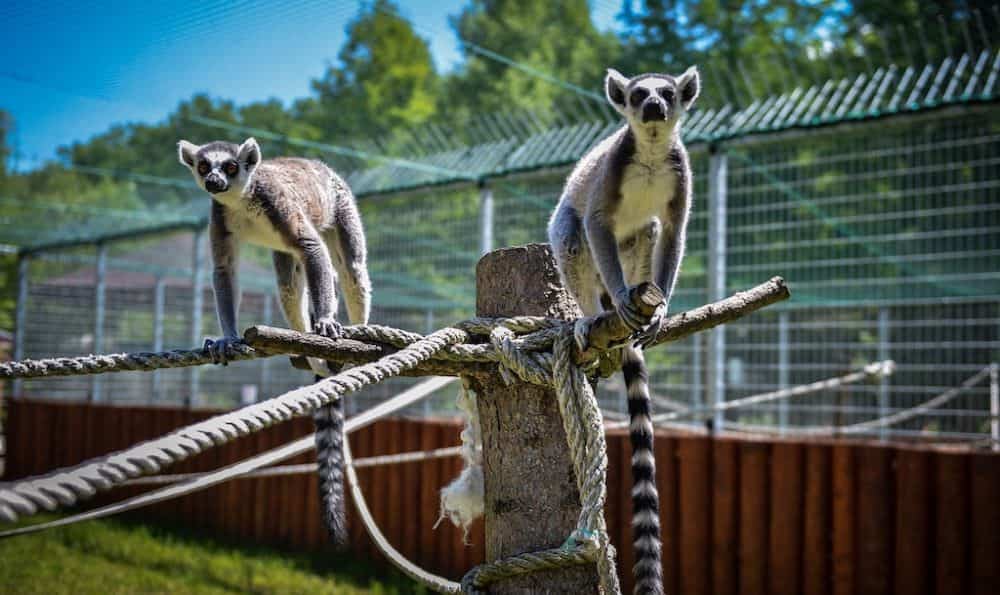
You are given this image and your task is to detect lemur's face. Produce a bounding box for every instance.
[177,138,260,197]
[605,68,700,133]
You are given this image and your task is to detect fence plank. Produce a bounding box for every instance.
[770,442,804,595]
[935,451,969,595]
[831,444,855,595]
[401,419,421,564]
[739,440,769,595]
[5,400,26,477]
[618,430,635,590]
[418,421,442,571]
[385,419,404,558]
[655,434,679,595]
[679,436,711,595]
[802,444,831,595]
[605,431,624,587]
[969,452,1000,595]
[894,449,931,595]
[711,438,739,595]
[857,445,893,595]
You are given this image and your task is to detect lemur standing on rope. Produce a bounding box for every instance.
[178,138,371,549]
[548,67,699,595]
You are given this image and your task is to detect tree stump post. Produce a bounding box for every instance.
[469,243,602,593]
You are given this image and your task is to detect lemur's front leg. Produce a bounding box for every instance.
[585,212,651,334]
[206,205,242,364]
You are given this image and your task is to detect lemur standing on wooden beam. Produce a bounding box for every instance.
[548,67,699,595]
[178,137,372,549]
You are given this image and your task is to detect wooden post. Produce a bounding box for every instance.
[470,243,601,593]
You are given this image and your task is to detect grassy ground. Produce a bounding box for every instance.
[0,515,426,594]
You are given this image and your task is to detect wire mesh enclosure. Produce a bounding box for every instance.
[9,59,1000,444]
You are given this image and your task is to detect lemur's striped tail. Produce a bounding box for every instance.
[313,374,348,549]
[622,345,664,595]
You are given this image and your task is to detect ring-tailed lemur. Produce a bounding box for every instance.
[548,67,699,595]
[178,137,372,549]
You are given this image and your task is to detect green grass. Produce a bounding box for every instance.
[0,515,427,594]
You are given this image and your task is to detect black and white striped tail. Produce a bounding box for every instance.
[313,374,348,549]
[623,345,663,595]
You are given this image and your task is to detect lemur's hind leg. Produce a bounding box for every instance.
[325,201,371,326]
[549,204,603,350]
[273,251,309,332]
[276,250,349,548]
[273,251,330,376]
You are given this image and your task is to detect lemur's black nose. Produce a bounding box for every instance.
[642,101,666,122]
[205,176,228,193]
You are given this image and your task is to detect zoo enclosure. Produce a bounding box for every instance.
[8,45,1000,442]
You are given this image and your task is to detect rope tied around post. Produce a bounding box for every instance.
[0,277,791,594]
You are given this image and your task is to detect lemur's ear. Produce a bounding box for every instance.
[605,69,629,112]
[177,140,198,168]
[238,137,261,169]
[678,66,700,108]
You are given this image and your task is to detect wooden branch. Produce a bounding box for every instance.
[576,276,790,364]
[243,276,791,377]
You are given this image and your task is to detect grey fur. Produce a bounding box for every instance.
[179,137,371,547]
[547,67,699,595]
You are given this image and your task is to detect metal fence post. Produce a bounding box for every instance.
[151,276,166,402]
[708,146,728,432]
[877,307,890,441]
[187,228,206,408]
[478,180,494,256]
[259,294,272,400]
[691,332,702,410]
[12,254,29,399]
[990,362,998,451]
[91,242,107,403]
[778,311,790,434]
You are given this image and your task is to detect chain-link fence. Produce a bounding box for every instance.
[11,105,1000,442]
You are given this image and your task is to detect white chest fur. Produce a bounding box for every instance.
[225,205,291,252]
[614,160,676,237]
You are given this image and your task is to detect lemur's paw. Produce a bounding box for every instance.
[312,317,343,340]
[613,288,649,332]
[635,303,667,348]
[574,317,595,351]
[204,336,240,366]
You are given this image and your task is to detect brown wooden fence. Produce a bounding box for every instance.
[4,398,999,594]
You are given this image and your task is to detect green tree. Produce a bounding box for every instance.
[837,1,996,68]
[620,0,838,106]
[445,0,619,118]
[297,0,439,143]
[0,109,10,179]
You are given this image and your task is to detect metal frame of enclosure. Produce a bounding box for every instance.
[7,47,1000,443]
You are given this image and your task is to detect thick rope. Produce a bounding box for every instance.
[0,376,456,539]
[604,359,897,429]
[459,327,621,594]
[125,446,466,485]
[343,439,463,594]
[0,280,791,591]
[0,328,466,524]
[2,277,789,382]
[725,366,993,437]
[0,344,258,379]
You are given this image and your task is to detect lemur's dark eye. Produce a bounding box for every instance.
[197,161,210,176]
[224,161,239,176]
[630,88,649,107]
[659,88,675,102]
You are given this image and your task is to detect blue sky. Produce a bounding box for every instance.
[2,1,621,170]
